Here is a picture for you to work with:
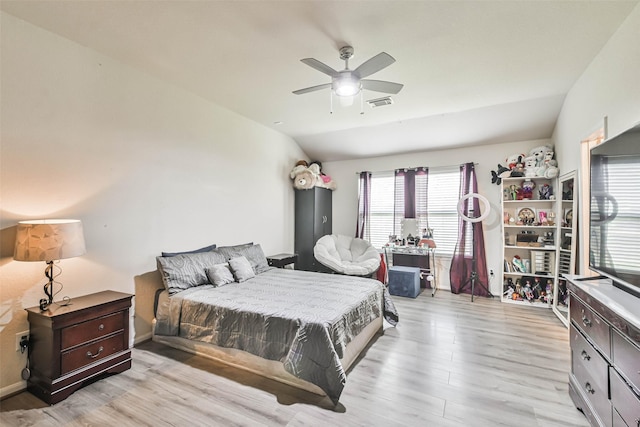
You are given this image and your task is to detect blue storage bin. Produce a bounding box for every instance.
[388,266,421,298]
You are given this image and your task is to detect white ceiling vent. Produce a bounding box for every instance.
[367,96,394,108]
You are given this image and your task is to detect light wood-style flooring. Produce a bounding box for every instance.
[1,290,589,426]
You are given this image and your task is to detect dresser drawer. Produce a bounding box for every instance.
[571,326,612,427]
[61,312,125,350]
[571,296,611,359]
[612,329,640,394]
[61,332,125,375]
[610,367,640,427]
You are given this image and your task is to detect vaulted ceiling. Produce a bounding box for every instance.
[2,1,637,161]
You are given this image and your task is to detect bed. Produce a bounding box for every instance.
[152,244,398,405]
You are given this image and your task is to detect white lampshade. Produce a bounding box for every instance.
[14,219,86,262]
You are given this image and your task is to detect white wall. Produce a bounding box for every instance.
[323,139,552,294]
[553,2,640,273]
[0,12,305,396]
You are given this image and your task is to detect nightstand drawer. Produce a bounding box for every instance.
[571,295,611,359]
[61,332,125,375]
[61,312,125,350]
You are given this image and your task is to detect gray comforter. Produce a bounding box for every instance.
[154,268,398,404]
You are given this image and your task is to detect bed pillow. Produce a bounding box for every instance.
[228,256,255,282]
[205,263,235,287]
[216,243,270,274]
[161,243,216,257]
[157,251,227,294]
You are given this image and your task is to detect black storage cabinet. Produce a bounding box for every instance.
[294,187,332,272]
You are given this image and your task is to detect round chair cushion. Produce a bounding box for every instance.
[313,235,380,276]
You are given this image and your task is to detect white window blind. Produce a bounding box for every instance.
[366,167,460,254]
[426,167,460,255]
[591,157,640,271]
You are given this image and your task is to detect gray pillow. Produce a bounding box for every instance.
[205,263,235,287]
[161,243,216,257]
[157,251,227,294]
[216,244,270,274]
[228,256,255,282]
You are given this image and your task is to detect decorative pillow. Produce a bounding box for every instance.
[157,251,227,294]
[228,256,255,282]
[161,243,216,257]
[216,243,270,274]
[205,263,235,287]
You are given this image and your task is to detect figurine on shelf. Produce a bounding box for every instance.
[509,184,520,200]
[547,211,556,226]
[521,179,536,200]
[523,281,534,302]
[538,183,552,200]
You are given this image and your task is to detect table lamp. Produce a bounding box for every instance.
[14,219,86,311]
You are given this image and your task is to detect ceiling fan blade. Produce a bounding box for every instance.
[300,58,339,77]
[361,79,404,94]
[354,52,396,78]
[292,83,332,95]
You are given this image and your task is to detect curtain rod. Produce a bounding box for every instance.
[355,162,478,175]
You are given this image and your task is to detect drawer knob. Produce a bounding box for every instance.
[584,382,595,394]
[86,346,104,359]
[580,350,591,361]
[581,315,591,327]
[98,324,104,331]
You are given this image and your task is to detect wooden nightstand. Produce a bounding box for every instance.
[266,253,298,268]
[25,290,133,404]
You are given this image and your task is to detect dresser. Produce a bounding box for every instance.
[566,276,640,427]
[25,290,133,404]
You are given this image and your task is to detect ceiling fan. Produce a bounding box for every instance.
[293,46,403,98]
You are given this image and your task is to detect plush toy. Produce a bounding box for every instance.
[529,145,553,168]
[541,150,559,178]
[290,163,321,190]
[523,156,538,177]
[490,164,511,185]
[505,153,526,171]
[309,160,337,189]
[510,157,525,177]
[289,161,336,190]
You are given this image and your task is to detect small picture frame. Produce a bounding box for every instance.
[516,207,536,225]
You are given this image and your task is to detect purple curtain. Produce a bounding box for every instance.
[394,168,429,236]
[450,163,490,296]
[356,171,372,238]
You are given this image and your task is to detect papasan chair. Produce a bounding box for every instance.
[313,234,381,276]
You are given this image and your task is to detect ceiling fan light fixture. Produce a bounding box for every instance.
[333,73,361,97]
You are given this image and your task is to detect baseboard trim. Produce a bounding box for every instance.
[134,331,152,344]
[0,380,26,400]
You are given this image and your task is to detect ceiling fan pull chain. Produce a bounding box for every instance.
[330,91,333,114]
[360,91,364,115]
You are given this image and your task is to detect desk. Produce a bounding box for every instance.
[383,246,437,296]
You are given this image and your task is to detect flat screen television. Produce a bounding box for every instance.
[589,122,640,298]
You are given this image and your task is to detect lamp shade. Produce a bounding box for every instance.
[14,219,86,262]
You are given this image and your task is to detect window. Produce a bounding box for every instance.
[367,167,460,254]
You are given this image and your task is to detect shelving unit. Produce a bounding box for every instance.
[501,176,559,308]
[552,171,578,326]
